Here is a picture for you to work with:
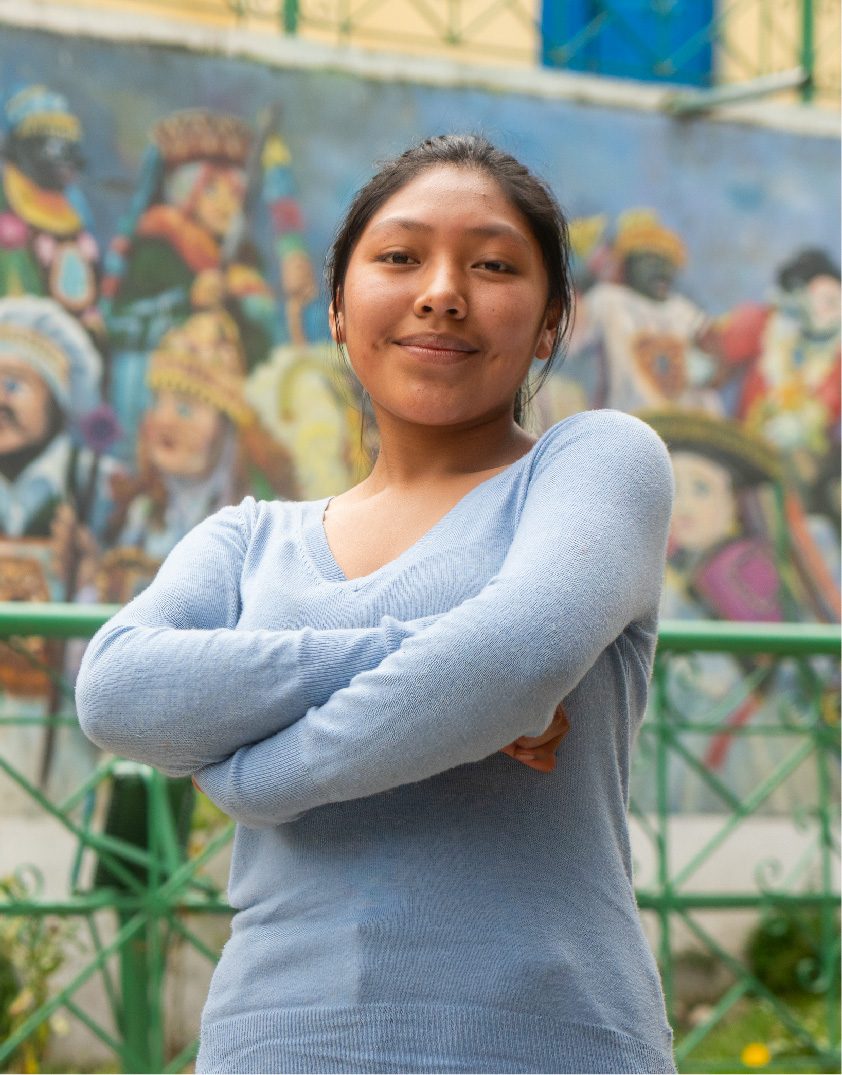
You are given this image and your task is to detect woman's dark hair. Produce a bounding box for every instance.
[326,133,574,425]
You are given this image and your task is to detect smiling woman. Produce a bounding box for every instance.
[77,134,676,1075]
[333,168,556,432]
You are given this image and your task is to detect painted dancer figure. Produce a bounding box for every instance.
[0,86,100,336]
[0,297,118,797]
[638,409,836,813]
[102,108,316,458]
[98,310,296,602]
[721,250,841,568]
[567,209,721,413]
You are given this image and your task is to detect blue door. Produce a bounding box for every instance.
[541,0,715,87]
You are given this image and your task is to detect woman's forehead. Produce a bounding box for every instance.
[365,164,531,236]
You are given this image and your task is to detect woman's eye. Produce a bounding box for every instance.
[477,260,511,273]
[379,252,415,265]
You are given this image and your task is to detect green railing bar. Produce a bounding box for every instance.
[0,754,153,893]
[0,601,120,637]
[657,658,770,728]
[669,737,816,889]
[641,719,834,735]
[637,890,839,909]
[652,722,743,811]
[85,913,125,1039]
[0,716,78,726]
[658,619,840,655]
[0,603,837,654]
[63,995,128,1059]
[6,888,836,917]
[163,1034,202,1075]
[801,0,815,100]
[0,897,231,915]
[282,0,298,33]
[653,661,674,1020]
[168,914,228,965]
[674,976,754,1061]
[156,819,236,903]
[59,760,118,817]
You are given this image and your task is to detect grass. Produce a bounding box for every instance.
[677,993,841,1074]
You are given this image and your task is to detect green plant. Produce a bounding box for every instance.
[0,869,78,1074]
[746,908,841,997]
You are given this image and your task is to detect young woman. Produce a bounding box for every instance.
[77,135,675,1075]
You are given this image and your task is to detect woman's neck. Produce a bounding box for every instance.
[363,409,536,493]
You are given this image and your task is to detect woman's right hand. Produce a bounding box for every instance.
[501,702,570,773]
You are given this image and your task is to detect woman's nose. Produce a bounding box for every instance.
[413,263,467,319]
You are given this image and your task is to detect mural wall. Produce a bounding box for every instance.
[0,22,838,811]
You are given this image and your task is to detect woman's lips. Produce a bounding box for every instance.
[394,334,478,364]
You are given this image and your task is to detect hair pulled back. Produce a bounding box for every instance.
[326,133,574,425]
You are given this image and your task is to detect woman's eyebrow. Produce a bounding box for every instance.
[368,218,530,246]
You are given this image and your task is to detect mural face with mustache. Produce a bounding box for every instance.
[0,358,54,455]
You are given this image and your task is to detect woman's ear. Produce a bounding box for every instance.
[534,301,562,362]
[329,295,345,344]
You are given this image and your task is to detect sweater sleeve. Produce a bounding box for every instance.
[194,411,674,827]
[75,499,437,776]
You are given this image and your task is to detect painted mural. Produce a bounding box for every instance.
[0,22,837,812]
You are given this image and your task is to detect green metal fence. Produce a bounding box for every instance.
[49,0,840,108]
[0,604,838,1073]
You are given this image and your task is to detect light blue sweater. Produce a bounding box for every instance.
[77,409,676,1075]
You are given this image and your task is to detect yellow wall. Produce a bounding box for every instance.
[43,0,841,106]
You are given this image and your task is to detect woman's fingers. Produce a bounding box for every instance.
[511,750,557,773]
[500,703,570,772]
[512,705,570,750]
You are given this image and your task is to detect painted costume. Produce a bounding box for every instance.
[638,410,835,814]
[568,211,720,414]
[101,310,295,603]
[0,87,99,324]
[102,109,312,459]
[0,297,114,800]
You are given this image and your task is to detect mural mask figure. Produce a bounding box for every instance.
[100,309,295,602]
[736,249,841,508]
[565,209,722,414]
[101,108,318,463]
[0,295,108,539]
[0,86,100,331]
[635,409,834,812]
[0,296,117,700]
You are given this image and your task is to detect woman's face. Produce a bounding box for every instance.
[333,165,557,429]
[145,389,226,478]
[670,451,738,553]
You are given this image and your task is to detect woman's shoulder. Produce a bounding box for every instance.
[523,409,674,520]
[533,408,671,468]
[217,495,318,535]
[185,495,309,550]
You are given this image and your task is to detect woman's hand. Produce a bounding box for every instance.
[501,702,570,773]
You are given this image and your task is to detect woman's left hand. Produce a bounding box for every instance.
[501,702,570,773]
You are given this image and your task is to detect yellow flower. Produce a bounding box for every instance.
[741,1041,771,1067]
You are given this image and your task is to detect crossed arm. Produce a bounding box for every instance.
[76,503,439,774]
[78,412,673,828]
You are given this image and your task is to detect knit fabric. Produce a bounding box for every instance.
[77,408,676,1075]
